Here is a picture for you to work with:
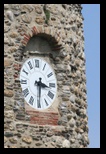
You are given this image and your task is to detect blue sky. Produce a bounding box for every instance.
[81,4,100,148]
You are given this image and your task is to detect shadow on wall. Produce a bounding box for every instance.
[24,35,52,53]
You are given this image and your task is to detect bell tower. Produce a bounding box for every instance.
[4,4,89,148]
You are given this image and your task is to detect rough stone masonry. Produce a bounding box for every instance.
[4,4,89,148]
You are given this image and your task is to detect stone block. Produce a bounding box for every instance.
[35,6,42,14]
[4,4,9,9]
[22,136,32,144]
[62,139,70,148]
[9,137,18,144]
[35,17,45,25]
[21,14,32,23]
[9,31,18,38]
[4,132,13,137]
[4,90,14,97]
[4,136,8,143]
[4,26,10,33]
[4,58,13,67]
[6,10,14,21]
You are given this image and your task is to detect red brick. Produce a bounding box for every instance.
[23,37,29,43]
[33,26,39,34]
[21,40,27,44]
[26,110,59,125]
[24,33,30,39]
[20,32,25,36]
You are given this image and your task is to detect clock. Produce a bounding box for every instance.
[20,57,57,110]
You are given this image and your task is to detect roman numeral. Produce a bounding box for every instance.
[44,98,49,106]
[35,60,39,68]
[22,88,29,97]
[22,69,28,75]
[47,72,53,78]
[49,83,55,88]
[43,63,46,70]
[47,91,54,99]
[27,61,33,70]
[29,96,34,105]
[20,80,27,84]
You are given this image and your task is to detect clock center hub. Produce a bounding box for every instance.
[29,71,47,97]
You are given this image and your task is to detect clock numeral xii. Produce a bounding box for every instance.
[35,60,39,68]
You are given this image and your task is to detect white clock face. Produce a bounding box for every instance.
[20,57,57,110]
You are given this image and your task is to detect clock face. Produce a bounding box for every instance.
[20,57,57,110]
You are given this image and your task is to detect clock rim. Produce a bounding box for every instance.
[19,55,57,111]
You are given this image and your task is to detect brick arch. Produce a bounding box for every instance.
[21,26,63,51]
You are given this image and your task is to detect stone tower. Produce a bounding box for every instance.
[4,4,89,148]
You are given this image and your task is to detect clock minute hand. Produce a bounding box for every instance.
[36,78,42,108]
[37,85,41,108]
[39,85,41,106]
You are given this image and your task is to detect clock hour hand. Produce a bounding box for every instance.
[34,78,50,89]
[40,82,50,89]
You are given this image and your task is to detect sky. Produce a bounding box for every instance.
[81,4,100,148]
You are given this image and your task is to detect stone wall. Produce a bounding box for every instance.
[4,4,89,148]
